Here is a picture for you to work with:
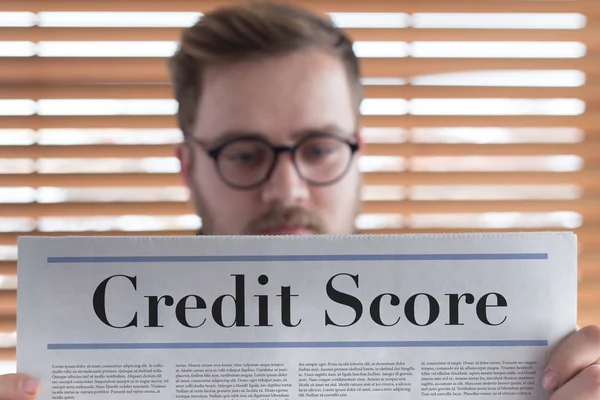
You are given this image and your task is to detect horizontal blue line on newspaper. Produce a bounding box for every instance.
[47,340,548,350]
[47,253,548,263]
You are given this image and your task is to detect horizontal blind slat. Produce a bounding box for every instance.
[2,115,598,129]
[364,86,600,101]
[0,292,15,318]
[1,143,599,159]
[2,26,598,48]
[0,145,176,159]
[2,0,598,14]
[2,57,599,84]
[0,262,15,276]
[0,349,15,362]
[363,171,600,188]
[364,143,600,159]
[0,202,192,217]
[362,199,600,215]
[0,316,15,334]
[0,199,598,217]
[1,84,600,101]
[1,171,599,188]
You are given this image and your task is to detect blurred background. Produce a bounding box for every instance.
[0,0,598,372]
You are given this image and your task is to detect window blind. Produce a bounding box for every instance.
[0,0,598,365]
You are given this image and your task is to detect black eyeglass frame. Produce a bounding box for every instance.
[188,133,360,190]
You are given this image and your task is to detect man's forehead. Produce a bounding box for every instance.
[202,49,345,83]
[193,51,356,143]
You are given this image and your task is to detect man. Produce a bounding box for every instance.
[3,2,599,399]
[171,1,362,236]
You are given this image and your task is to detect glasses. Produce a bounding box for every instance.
[190,133,359,190]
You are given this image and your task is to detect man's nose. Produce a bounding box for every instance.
[261,153,309,206]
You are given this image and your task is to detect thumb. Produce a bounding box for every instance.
[0,374,40,400]
[543,326,600,391]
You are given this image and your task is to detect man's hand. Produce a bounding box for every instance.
[544,325,600,399]
[0,374,39,400]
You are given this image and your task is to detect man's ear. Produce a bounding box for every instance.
[357,123,365,153]
[176,142,193,188]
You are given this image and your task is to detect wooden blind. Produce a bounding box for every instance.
[0,0,598,365]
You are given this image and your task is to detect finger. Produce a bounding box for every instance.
[0,374,40,400]
[543,325,600,391]
[548,364,600,400]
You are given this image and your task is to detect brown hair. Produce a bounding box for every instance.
[169,1,363,137]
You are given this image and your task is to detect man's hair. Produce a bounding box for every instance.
[169,1,363,137]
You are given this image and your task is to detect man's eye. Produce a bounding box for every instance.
[226,151,261,164]
[306,146,333,157]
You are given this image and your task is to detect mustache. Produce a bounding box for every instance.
[243,206,325,235]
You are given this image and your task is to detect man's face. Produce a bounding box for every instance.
[177,49,362,235]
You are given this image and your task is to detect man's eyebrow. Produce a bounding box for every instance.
[200,125,354,146]
[290,125,352,140]
[208,130,265,146]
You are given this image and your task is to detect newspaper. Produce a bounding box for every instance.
[17,233,577,400]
